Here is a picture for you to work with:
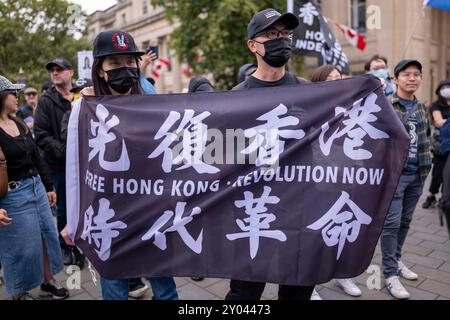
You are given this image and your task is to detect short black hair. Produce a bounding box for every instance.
[364,54,388,71]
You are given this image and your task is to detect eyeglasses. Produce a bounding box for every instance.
[255,29,293,40]
[25,93,37,97]
[399,72,422,79]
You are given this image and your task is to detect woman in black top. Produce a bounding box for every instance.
[422,80,450,209]
[0,75,69,300]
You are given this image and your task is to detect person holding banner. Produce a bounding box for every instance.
[364,55,396,98]
[226,8,314,300]
[61,30,178,301]
[381,60,432,299]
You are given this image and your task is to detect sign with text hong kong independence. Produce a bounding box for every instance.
[66,75,409,285]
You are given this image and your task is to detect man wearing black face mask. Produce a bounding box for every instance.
[233,8,308,91]
[226,9,314,301]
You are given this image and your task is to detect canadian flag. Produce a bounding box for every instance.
[151,58,170,79]
[334,22,366,51]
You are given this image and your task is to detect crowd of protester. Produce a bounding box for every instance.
[1,7,449,301]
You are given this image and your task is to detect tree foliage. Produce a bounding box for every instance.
[0,0,90,89]
[152,0,302,90]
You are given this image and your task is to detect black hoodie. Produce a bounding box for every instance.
[34,86,72,172]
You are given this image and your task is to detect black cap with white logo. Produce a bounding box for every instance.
[247,8,299,39]
[93,30,145,59]
[70,78,93,93]
[46,58,73,71]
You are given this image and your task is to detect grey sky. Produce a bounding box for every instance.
[70,0,117,14]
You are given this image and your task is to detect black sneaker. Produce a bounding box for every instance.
[422,195,437,209]
[39,279,69,299]
[62,247,73,266]
[72,247,85,270]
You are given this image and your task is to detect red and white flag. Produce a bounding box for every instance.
[151,58,170,79]
[334,22,366,51]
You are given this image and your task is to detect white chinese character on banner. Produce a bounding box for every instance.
[142,202,203,254]
[81,198,127,261]
[298,2,319,26]
[307,191,372,260]
[319,93,389,160]
[226,186,287,259]
[89,104,130,171]
[323,42,349,71]
[241,104,305,167]
[148,110,220,174]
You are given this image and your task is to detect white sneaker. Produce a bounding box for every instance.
[310,289,322,300]
[128,282,149,299]
[398,261,418,280]
[334,278,362,297]
[385,276,410,299]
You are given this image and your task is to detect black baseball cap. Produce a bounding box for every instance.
[46,58,73,71]
[93,30,145,59]
[394,59,423,77]
[247,8,299,39]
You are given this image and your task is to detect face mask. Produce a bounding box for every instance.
[104,67,139,94]
[255,38,292,68]
[440,88,450,99]
[369,69,389,80]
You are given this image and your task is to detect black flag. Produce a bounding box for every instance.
[67,76,409,285]
[292,0,350,74]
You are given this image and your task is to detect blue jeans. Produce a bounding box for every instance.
[100,277,179,300]
[0,176,64,295]
[381,173,423,278]
[50,171,67,250]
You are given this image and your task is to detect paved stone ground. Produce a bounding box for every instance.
[1,178,450,300]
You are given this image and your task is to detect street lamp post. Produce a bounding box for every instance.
[16,68,27,86]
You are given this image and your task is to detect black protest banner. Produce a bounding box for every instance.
[66,76,409,285]
[291,0,350,74]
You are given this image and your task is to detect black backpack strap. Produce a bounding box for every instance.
[400,104,419,126]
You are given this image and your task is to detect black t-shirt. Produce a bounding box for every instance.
[0,119,53,191]
[430,100,450,120]
[232,71,305,90]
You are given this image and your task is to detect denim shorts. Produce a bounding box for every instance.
[0,176,64,295]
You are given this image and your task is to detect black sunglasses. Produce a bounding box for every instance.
[6,90,19,98]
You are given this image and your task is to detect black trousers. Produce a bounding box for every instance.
[429,153,447,195]
[225,280,314,300]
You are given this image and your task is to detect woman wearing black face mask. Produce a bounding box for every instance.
[61,30,178,301]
